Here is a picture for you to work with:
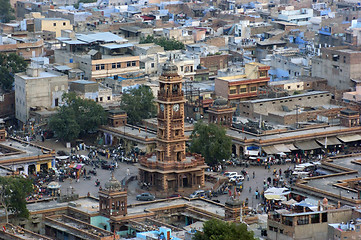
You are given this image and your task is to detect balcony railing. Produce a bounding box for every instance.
[139,156,205,171]
[158,91,184,102]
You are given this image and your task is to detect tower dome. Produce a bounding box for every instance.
[104,172,122,191]
[162,62,178,75]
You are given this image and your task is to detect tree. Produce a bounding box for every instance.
[0,0,15,23]
[0,53,27,91]
[0,176,33,223]
[74,0,97,9]
[49,93,108,142]
[189,122,232,166]
[139,35,185,51]
[120,85,156,125]
[193,219,256,240]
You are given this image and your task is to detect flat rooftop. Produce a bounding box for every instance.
[127,198,224,217]
[227,125,352,142]
[0,139,48,162]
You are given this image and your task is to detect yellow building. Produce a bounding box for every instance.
[34,18,72,38]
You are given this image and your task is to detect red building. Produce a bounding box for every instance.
[215,62,270,102]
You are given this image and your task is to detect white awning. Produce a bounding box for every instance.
[286,144,298,151]
[263,146,278,154]
[294,140,321,150]
[316,137,342,146]
[245,150,259,156]
[337,134,361,143]
[274,144,291,153]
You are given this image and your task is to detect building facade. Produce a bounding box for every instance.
[312,46,361,91]
[34,18,72,38]
[14,67,68,124]
[215,62,270,102]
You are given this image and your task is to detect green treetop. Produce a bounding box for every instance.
[193,219,256,240]
[189,122,232,166]
[49,92,108,142]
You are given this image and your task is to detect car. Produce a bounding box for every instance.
[136,193,155,201]
[167,194,182,199]
[229,174,245,182]
[189,190,206,198]
[101,163,114,170]
[224,172,238,178]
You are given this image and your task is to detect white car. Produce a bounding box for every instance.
[229,174,244,182]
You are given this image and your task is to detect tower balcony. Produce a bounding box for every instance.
[157,90,184,102]
[139,154,205,171]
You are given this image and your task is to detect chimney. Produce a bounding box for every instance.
[26,67,39,77]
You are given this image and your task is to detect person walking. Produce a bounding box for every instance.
[252,171,255,179]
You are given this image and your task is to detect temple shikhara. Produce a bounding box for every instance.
[139,62,207,194]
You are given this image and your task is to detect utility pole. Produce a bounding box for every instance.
[295,105,300,129]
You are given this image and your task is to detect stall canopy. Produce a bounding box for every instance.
[281,199,297,206]
[264,187,290,201]
[316,137,342,146]
[263,144,292,154]
[285,144,298,151]
[294,140,321,150]
[263,146,278,154]
[337,134,361,143]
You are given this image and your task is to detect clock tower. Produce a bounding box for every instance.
[139,62,206,194]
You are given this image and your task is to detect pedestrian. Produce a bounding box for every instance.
[249,186,252,193]
[247,175,250,181]
[126,168,130,176]
[252,171,255,179]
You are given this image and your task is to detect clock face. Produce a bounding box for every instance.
[160,104,164,112]
[173,104,180,112]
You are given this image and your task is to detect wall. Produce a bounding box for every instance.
[34,18,72,38]
[312,47,361,90]
[240,91,332,118]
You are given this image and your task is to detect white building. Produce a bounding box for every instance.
[15,67,68,124]
[278,8,313,26]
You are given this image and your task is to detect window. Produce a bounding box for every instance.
[321,213,328,222]
[259,70,267,77]
[63,22,66,26]
[55,98,59,107]
[127,61,131,67]
[100,97,103,102]
[250,86,257,92]
[112,63,116,69]
[311,214,320,224]
[117,62,121,68]
[181,66,184,71]
[107,96,111,100]
[101,64,105,70]
[240,88,247,93]
[287,86,291,89]
[96,65,100,70]
[297,215,309,225]
[151,63,155,68]
[230,89,236,94]
[53,23,56,26]
[132,61,136,66]
[343,56,346,63]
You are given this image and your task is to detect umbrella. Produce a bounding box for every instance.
[47,181,61,189]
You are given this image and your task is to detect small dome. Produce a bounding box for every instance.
[213,97,228,107]
[104,173,122,191]
[162,62,178,75]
